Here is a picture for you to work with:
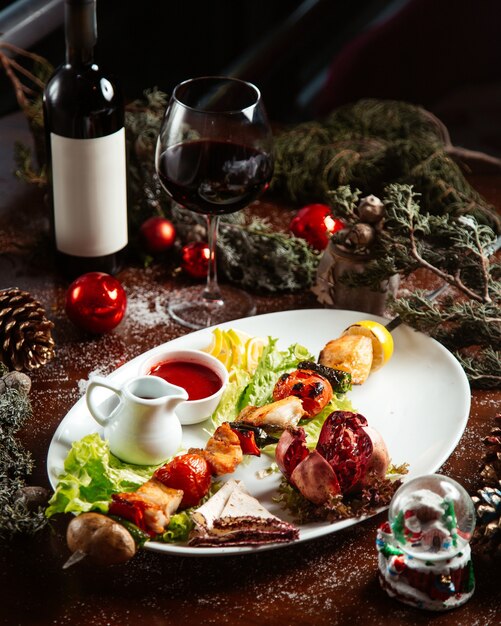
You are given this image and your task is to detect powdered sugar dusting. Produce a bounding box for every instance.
[6,258,500,626]
[126,288,171,328]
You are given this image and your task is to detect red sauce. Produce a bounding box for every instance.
[148,360,222,401]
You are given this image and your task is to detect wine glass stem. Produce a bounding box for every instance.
[203,213,223,304]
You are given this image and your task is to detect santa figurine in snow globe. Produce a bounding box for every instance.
[376,474,475,611]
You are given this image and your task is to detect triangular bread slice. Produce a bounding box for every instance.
[190,479,241,531]
[189,479,298,547]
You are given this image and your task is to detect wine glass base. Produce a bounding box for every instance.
[168,285,257,330]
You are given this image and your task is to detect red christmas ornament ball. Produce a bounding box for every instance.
[181,241,210,279]
[290,203,345,251]
[65,272,127,334]
[139,216,176,254]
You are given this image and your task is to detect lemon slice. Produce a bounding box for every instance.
[204,328,231,368]
[245,336,266,373]
[227,329,246,369]
[342,319,394,372]
[202,328,265,375]
[218,332,234,369]
[228,328,252,344]
[204,327,223,356]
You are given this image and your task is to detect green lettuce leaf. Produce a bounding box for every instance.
[237,338,313,411]
[46,338,353,525]
[161,511,193,543]
[209,337,314,431]
[46,433,157,517]
[210,368,251,430]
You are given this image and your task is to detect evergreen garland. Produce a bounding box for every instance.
[20,87,319,294]
[271,99,501,233]
[4,52,501,384]
[327,184,501,389]
[124,89,319,292]
[0,363,48,540]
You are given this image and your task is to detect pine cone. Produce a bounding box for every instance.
[0,288,55,371]
[471,414,501,559]
[479,418,501,487]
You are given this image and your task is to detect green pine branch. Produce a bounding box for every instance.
[455,348,501,390]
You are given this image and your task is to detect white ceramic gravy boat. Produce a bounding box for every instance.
[86,374,188,465]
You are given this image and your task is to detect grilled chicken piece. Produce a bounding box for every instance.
[319,334,373,385]
[235,396,306,429]
[190,422,243,476]
[110,478,183,535]
[136,478,184,516]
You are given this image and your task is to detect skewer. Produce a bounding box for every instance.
[385,234,501,332]
[62,549,87,569]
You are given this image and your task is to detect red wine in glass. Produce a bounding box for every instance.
[155,76,274,330]
[157,140,273,215]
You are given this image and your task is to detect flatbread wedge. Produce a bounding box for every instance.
[189,479,299,547]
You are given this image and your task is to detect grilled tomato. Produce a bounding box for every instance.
[154,453,211,509]
[272,369,333,417]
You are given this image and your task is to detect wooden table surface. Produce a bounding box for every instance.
[0,111,499,626]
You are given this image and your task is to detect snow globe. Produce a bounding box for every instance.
[376,474,475,610]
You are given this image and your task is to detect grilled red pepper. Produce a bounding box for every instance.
[230,427,261,456]
[108,493,150,534]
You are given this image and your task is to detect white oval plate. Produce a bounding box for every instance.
[46,309,470,557]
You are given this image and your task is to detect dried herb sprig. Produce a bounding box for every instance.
[123,88,319,292]
[0,42,50,119]
[271,99,501,233]
[276,474,401,525]
[329,184,498,300]
[383,184,498,301]
[328,184,500,388]
[457,349,501,390]
[169,204,320,292]
[0,42,53,174]
[0,385,48,540]
[217,218,319,292]
[389,293,501,349]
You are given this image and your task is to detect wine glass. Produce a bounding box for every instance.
[155,76,274,329]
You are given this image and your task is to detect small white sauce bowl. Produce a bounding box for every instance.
[139,348,229,425]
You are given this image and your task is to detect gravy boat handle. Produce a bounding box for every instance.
[86,375,123,427]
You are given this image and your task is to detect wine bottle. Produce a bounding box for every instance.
[43,0,128,277]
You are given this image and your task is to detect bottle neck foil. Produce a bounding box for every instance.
[65,0,97,66]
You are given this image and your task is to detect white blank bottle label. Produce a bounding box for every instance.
[51,129,128,257]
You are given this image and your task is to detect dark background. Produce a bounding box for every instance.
[0,0,392,120]
[2,0,501,154]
